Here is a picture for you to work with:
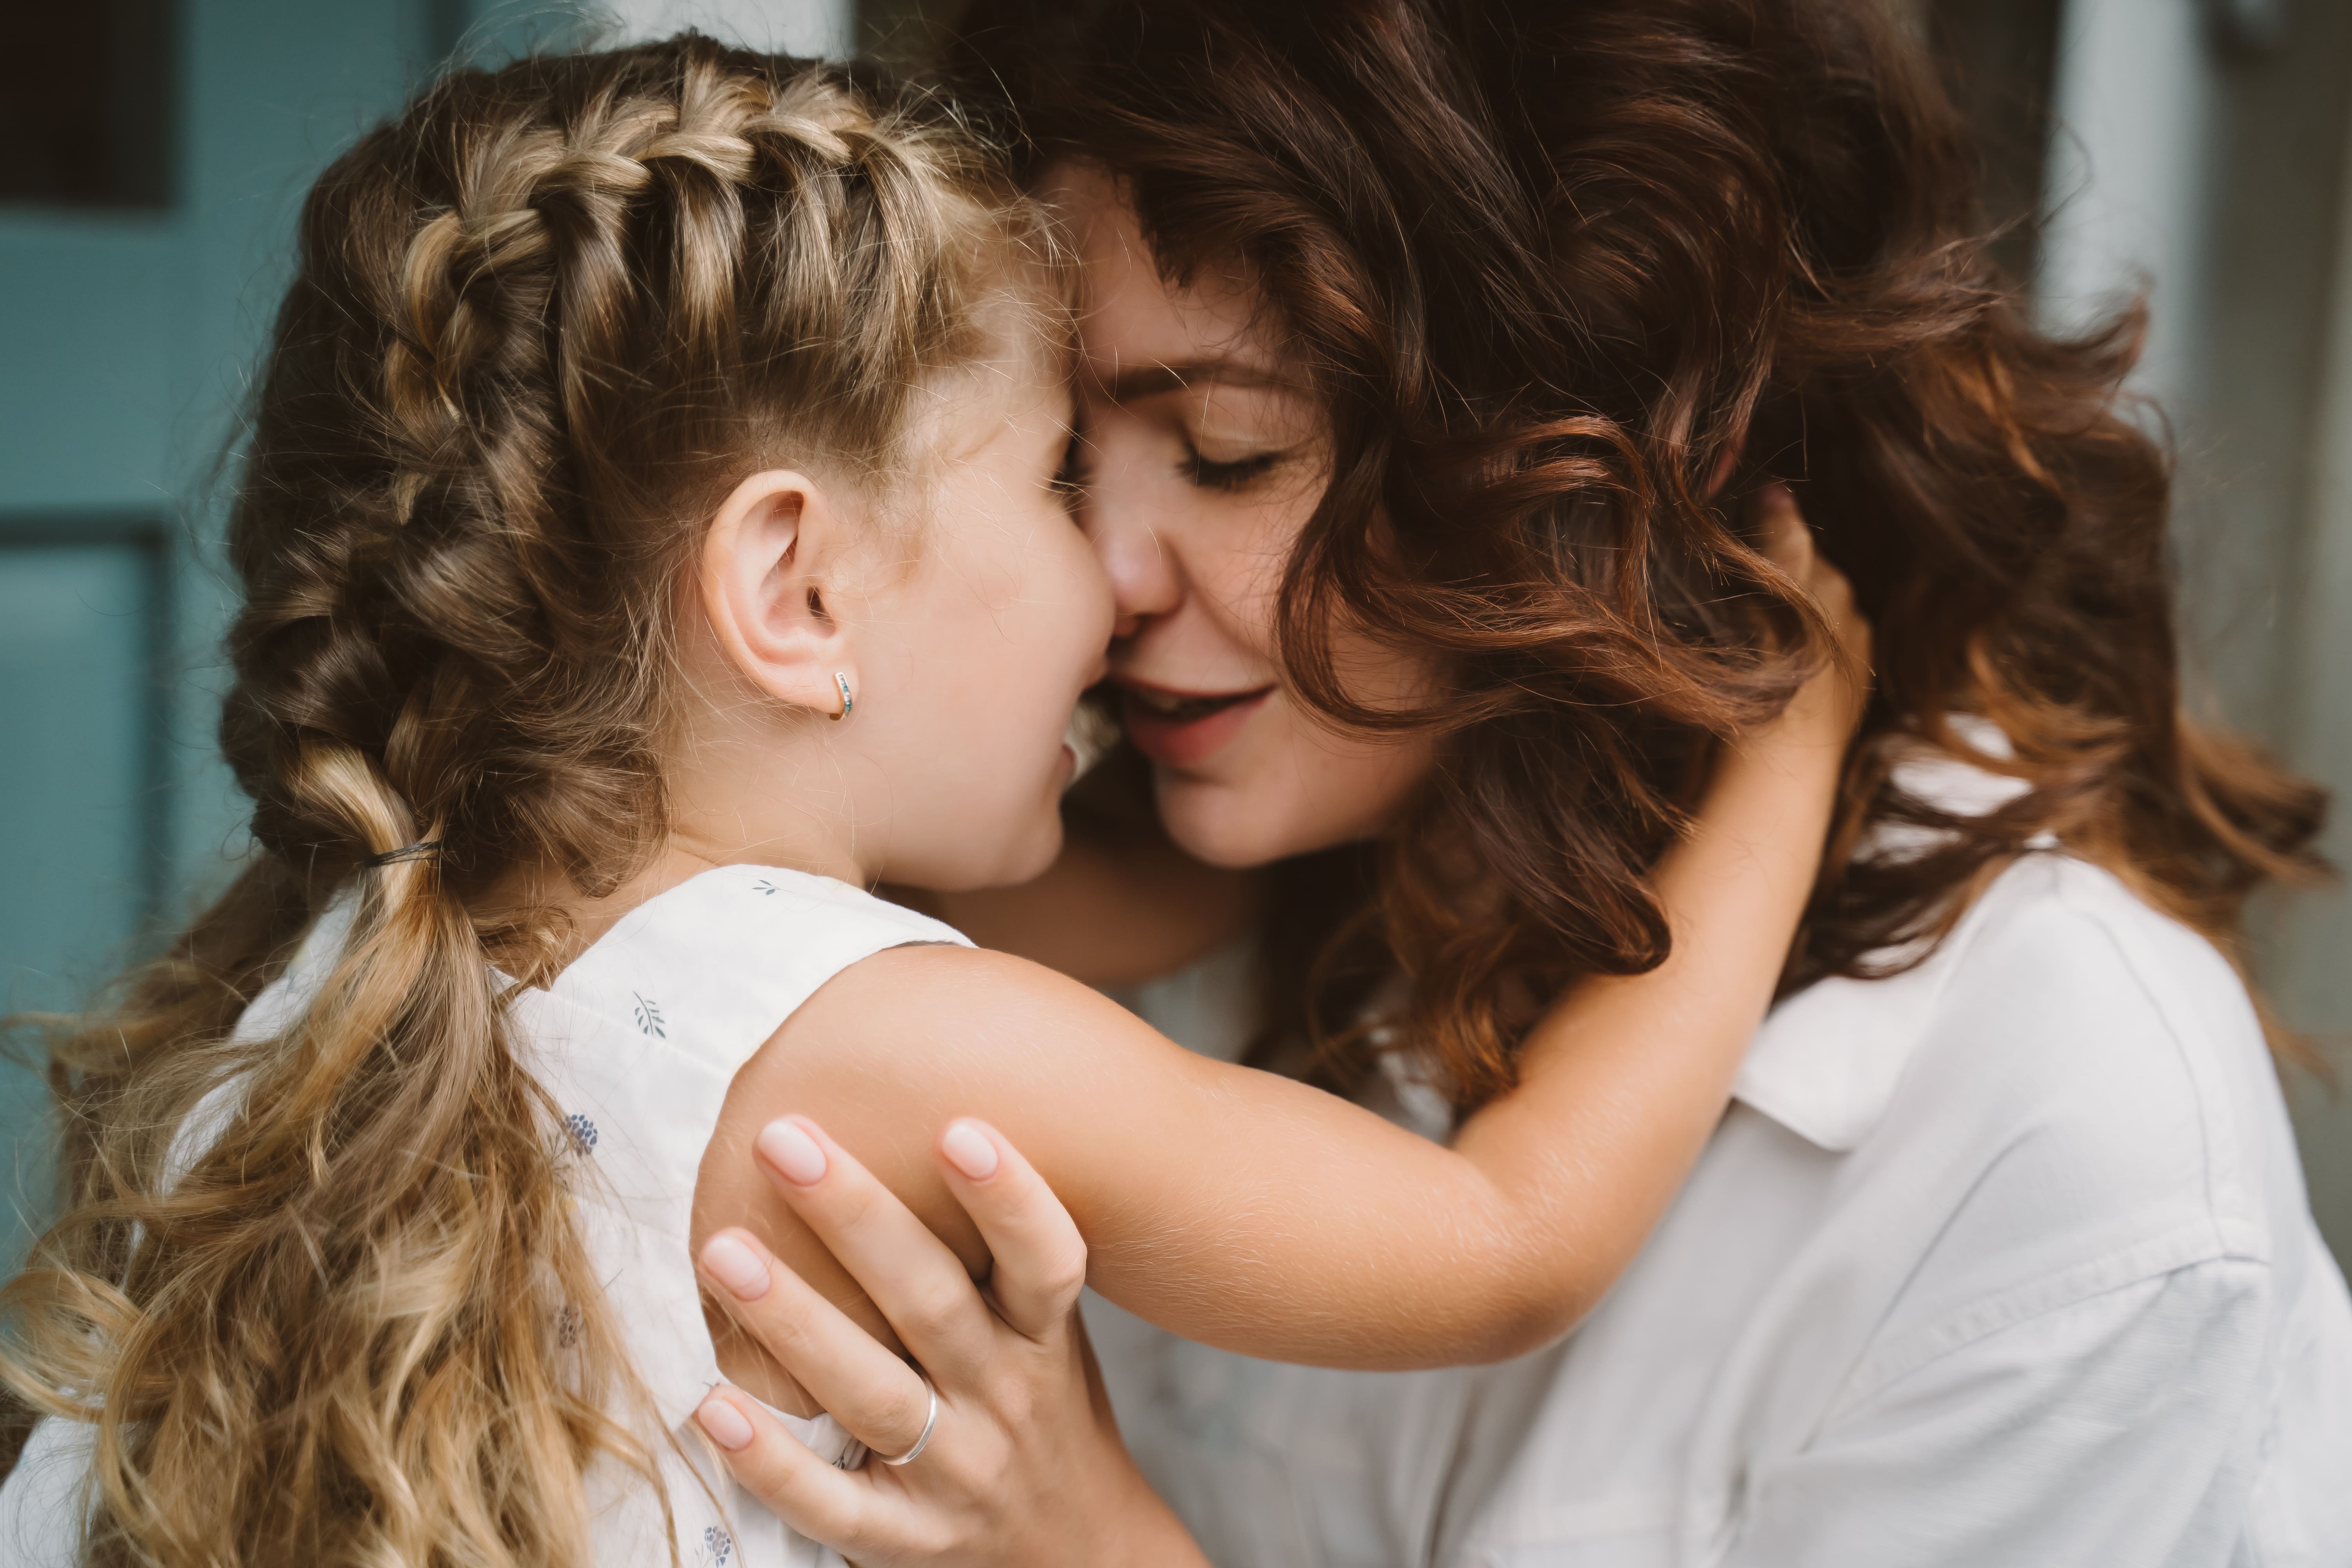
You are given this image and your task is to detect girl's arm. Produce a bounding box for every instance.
[704,492,1860,1370]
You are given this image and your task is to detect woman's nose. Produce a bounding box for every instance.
[1091,509,1181,640]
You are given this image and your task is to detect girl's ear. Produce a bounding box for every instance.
[698,470,857,719]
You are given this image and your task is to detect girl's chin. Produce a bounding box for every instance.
[926,838,1062,896]
[910,793,1068,894]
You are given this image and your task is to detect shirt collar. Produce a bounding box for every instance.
[1731,719,2038,1152]
[1732,943,1962,1151]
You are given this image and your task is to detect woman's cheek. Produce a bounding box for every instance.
[1224,511,1305,650]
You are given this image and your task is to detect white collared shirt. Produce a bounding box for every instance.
[1091,851,2352,1566]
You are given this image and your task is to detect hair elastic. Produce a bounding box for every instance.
[830,671,853,721]
[365,840,445,868]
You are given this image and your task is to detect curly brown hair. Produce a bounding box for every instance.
[947,0,2330,1108]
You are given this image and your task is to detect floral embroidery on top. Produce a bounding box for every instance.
[698,1524,734,1564]
[563,1112,599,1155]
[632,992,666,1038]
[751,878,779,896]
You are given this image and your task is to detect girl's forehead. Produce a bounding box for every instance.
[914,322,1074,461]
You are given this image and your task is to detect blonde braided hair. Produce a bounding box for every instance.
[1,36,1042,1566]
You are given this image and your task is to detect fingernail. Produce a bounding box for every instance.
[757,1118,827,1185]
[941,1120,1000,1181]
[697,1396,755,1452]
[700,1233,771,1301]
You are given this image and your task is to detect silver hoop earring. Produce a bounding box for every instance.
[829,671,853,721]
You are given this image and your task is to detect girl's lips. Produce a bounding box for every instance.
[1119,682,1274,769]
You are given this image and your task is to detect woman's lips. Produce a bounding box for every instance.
[1118,680,1274,769]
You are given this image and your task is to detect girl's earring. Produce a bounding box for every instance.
[830,671,853,722]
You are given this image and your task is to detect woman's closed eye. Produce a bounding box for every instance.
[1180,442,1287,492]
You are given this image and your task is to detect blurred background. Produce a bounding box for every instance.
[1,0,2347,1277]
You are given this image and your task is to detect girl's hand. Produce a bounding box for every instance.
[691,1117,1210,1567]
[1753,482,1872,740]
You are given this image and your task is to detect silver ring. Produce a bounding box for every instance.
[877,1374,938,1467]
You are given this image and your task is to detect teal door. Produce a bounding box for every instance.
[0,0,492,1267]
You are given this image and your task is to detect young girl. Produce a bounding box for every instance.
[0,38,1862,1568]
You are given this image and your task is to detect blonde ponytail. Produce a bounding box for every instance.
[2,36,1041,1566]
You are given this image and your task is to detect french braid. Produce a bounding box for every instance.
[1,36,1039,1566]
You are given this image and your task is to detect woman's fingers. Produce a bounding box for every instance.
[707,1124,1168,1568]
[693,1387,879,1553]
[751,1116,997,1375]
[934,1118,1089,1340]
[697,1228,937,1461]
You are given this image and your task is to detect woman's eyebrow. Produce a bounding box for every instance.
[1095,358,1291,401]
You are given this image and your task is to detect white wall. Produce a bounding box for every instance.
[2281,85,2352,1256]
[2038,0,2218,415]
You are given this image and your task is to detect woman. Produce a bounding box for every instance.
[683,0,2352,1563]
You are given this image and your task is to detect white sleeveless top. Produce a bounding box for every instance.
[0,864,970,1568]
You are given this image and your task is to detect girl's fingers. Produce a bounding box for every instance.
[1751,484,1869,672]
[1752,483,1817,578]
[693,1387,877,1553]
[697,1228,938,1463]
[750,1116,997,1376]
[933,1118,1089,1340]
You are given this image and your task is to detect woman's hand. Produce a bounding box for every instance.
[690,1116,1209,1567]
